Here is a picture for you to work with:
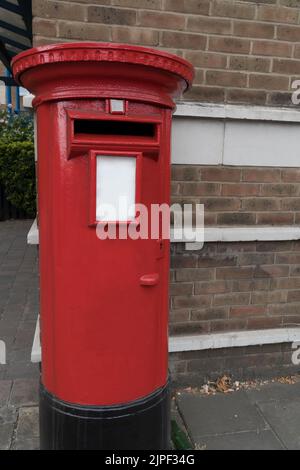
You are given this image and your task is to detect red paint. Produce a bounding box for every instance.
[12,43,193,406]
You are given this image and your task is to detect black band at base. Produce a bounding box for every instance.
[39,382,170,450]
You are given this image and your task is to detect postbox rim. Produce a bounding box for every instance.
[12,42,194,89]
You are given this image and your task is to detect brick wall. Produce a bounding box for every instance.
[170,240,300,335]
[172,165,300,227]
[31,0,300,382]
[32,0,300,106]
[170,343,300,385]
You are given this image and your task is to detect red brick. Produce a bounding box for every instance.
[217,213,256,225]
[169,309,190,323]
[238,253,275,266]
[184,51,227,69]
[253,40,293,58]
[138,10,185,30]
[281,198,300,211]
[33,18,57,37]
[257,243,292,254]
[195,281,232,295]
[161,31,207,50]
[242,168,281,183]
[230,56,270,73]
[258,5,298,24]
[216,267,254,280]
[294,45,300,59]
[282,316,300,327]
[184,86,225,102]
[293,241,300,251]
[232,279,271,292]
[194,69,204,85]
[290,265,300,276]
[267,92,293,106]
[87,6,136,24]
[170,322,210,335]
[172,166,201,181]
[206,70,247,88]
[251,290,287,304]
[197,254,237,268]
[58,21,111,41]
[278,25,300,42]
[226,89,267,105]
[112,26,159,45]
[257,213,295,225]
[188,16,231,35]
[212,0,255,19]
[113,0,161,8]
[273,277,300,289]
[204,213,218,226]
[271,303,300,315]
[287,290,300,302]
[33,0,86,20]
[175,268,214,282]
[213,292,250,306]
[173,295,212,309]
[210,319,247,332]
[201,167,241,182]
[163,0,210,15]
[200,198,241,212]
[261,183,299,196]
[282,169,300,182]
[242,198,280,211]
[222,183,260,197]
[273,59,300,75]
[249,74,290,91]
[171,255,197,268]
[234,21,275,39]
[180,182,221,197]
[191,307,228,321]
[247,317,283,329]
[170,283,194,296]
[254,265,290,278]
[230,306,267,317]
[209,36,250,54]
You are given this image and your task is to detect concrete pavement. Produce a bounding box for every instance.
[2,220,300,450]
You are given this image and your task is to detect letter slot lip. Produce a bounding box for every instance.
[140,273,159,286]
[66,109,162,159]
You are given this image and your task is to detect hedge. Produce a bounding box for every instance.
[0,110,36,217]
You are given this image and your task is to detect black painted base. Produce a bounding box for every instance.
[39,382,170,450]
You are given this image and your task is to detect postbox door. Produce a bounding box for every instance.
[84,147,169,403]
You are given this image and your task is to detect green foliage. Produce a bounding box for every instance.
[0,110,36,216]
[0,109,34,142]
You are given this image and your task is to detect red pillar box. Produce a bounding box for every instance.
[12,43,193,450]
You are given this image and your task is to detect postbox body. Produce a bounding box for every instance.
[12,43,193,449]
[37,98,171,406]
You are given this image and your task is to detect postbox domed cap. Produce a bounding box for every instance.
[12,42,194,107]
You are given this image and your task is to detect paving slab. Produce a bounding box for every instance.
[246,381,300,404]
[12,437,39,450]
[14,407,39,441]
[10,379,39,407]
[0,380,12,407]
[177,391,268,440]
[196,429,284,450]
[258,399,300,450]
[0,422,15,450]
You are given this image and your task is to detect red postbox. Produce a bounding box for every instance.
[12,43,193,450]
